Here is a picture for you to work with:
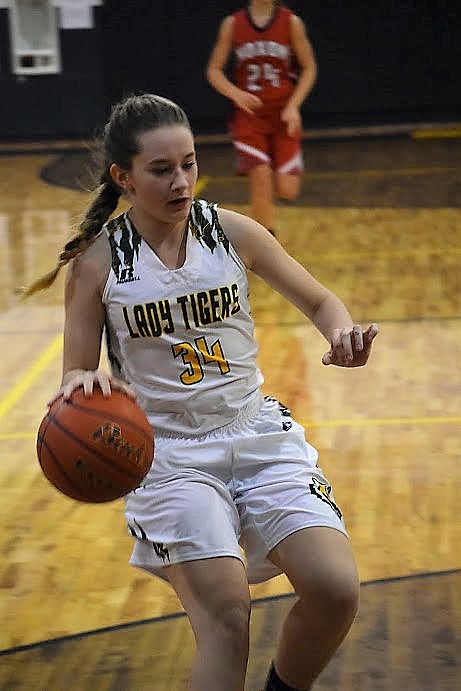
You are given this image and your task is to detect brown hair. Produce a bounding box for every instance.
[23,93,191,297]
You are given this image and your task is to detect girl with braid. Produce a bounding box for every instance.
[26,93,378,691]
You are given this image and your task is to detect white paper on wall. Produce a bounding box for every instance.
[59,0,93,29]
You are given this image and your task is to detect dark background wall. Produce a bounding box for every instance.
[0,4,105,140]
[0,0,459,141]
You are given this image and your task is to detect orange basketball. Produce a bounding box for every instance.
[36,387,154,503]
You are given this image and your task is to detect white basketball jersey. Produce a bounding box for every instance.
[102,199,264,435]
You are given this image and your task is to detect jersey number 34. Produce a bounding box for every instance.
[172,336,230,385]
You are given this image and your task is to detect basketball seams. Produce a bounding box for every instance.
[68,398,152,442]
[45,411,142,480]
[38,435,95,501]
[39,436,128,502]
[36,395,67,456]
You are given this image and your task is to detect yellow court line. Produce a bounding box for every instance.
[0,333,62,420]
[0,414,459,442]
[300,415,461,429]
[412,128,461,140]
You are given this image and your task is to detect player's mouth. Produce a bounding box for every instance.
[167,197,190,209]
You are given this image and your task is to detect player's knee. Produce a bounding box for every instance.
[297,571,360,632]
[327,577,360,629]
[298,571,360,633]
[275,174,301,200]
[197,601,250,664]
[277,188,299,201]
[197,596,251,655]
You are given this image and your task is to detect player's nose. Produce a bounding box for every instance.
[171,167,189,191]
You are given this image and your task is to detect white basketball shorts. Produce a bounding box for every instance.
[125,394,347,584]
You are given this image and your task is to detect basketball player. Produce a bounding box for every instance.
[28,93,378,691]
[206,1,317,235]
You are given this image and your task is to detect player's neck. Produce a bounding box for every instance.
[127,209,188,270]
[248,1,277,26]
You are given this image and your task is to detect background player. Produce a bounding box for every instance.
[206,0,317,235]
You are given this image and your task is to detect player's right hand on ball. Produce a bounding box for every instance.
[233,89,263,114]
[48,369,136,405]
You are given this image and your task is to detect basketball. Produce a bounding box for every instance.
[36,387,154,503]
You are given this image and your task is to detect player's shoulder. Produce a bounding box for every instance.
[289,12,305,24]
[191,198,218,216]
[218,206,264,238]
[272,6,306,38]
[232,7,246,20]
[190,198,223,234]
[221,13,236,31]
[274,5,295,21]
[278,5,293,16]
[80,213,129,269]
[105,211,130,237]
[230,8,247,28]
[287,10,307,31]
[105,211,142,248]
[192,198,258,234]
[66,232,111,291]
[215,13,236,43]
[217,207,279,270]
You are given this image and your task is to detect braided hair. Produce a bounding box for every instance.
[23,93,191,297]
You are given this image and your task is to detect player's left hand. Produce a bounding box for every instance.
[322,323,379,367]
[281,105,302,137]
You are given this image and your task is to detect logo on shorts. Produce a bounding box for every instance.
[152,542,170,563]
[264,396,293,430]
[309,478,342,520]
[128,517,147,540]
[280,402,292,430]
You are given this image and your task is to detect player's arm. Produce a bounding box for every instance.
[220,208,378,367]
[60,240,106,388]
[58,237,134,399]
[281,16,318,136]
[206,16,262,114]
[287,15,318,109]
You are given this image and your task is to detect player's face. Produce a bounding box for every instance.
[127,125,198,224]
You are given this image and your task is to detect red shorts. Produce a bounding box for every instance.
[230,106,303,176]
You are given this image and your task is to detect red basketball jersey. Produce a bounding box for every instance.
[232,6,297,111]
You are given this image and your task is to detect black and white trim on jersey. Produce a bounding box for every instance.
[106,214,142,285]
[189,199,230,255]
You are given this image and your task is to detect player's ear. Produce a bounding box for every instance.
[109,163,133,194]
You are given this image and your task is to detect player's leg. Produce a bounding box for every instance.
[274,170,301,200]
[166,556,251,691]
[231,109,276,232]
[265,527,359,690]
[235,398,358,690]
[248,162,275,229]
[125,432,252,690]
[273,127,304,202]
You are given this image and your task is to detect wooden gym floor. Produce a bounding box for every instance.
[0,128,460,689]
